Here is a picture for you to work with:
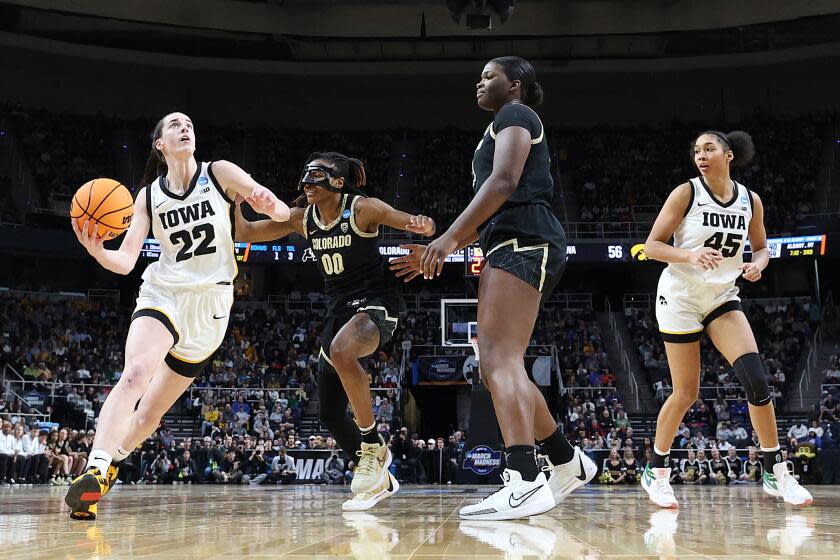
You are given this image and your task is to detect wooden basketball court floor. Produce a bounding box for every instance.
[2,484,839,559]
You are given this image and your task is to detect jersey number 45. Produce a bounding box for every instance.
[703,232,743,258]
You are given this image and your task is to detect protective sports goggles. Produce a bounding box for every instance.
[298,163,343,193]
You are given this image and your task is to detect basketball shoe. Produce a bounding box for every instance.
[459,469,555,521]
[762,465,813,506]
[544,446,597,503]
[343,471,399,511]
[65,465,119,520]
[351,436,392,494]
[459,519,558,560]
[641,465,679,509]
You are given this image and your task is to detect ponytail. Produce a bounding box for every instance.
[693,129,756,169]
[137,116,167,190]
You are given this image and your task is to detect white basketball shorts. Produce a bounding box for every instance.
[132,282,233,376]
[655,268,742,343]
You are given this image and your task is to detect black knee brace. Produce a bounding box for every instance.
[733,352,771,406]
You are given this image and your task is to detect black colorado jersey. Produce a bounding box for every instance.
[303,194,400,313]
[472,103,553,220]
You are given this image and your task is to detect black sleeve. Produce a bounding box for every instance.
[492,103,541,140]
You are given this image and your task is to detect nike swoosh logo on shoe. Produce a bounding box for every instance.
[576,456,587,481]
[508,485,544,508]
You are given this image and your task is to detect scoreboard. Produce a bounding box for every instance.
[463,233,830,276]
[141,239,466,264]
[141,233,830,271]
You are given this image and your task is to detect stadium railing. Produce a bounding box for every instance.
[605,297,640,410]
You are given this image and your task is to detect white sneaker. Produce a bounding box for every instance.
[763,470,813,506]
[544,447,597,503]
[342,472,399,511]
[644,509,679,556]
[459,470,555,521]
[641,465,679,509]
[351,436,392,495]
[459,519,558,559]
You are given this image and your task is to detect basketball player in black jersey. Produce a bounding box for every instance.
[390,56,596,520]
[235,152,435,511]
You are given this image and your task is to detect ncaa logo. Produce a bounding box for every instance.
[341,222,349,233]
[342,209,351,219]
[739,195,748,205]
[198,176,209,186]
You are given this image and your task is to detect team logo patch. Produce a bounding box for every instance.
[198,176,209,186]
[341,222,349,233]
[342,209,351,219]
[463,445,502,475]
[200,186,210,194]
[659,295,667,306]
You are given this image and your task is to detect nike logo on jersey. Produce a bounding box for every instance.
[213,314,227,320]
[576,456,587,481]
[155,200,166,209]
[508,485,543,508]
[697,203,709,207]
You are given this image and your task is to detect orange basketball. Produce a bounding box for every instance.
[70,178,134,239]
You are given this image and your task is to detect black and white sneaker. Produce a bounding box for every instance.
[545,446,597,503]
[459,469,555,521]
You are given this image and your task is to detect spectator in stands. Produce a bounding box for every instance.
[601,449,625,484]
[622,447,640,484]
[145,451,171,484]
[201,405,220,436]
[242,445,270,485]
[725,448,743,479]
[788,421,809,441]
[740,448,763,482]
[322,451,345,485]
[270,448,296,485]
[166,449,198,484]
[213,449,243,484]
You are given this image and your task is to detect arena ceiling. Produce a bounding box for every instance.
[1,0,840,63]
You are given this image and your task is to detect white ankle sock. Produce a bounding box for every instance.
[87,450,113,474]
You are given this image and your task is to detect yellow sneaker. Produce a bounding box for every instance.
[350,436,392,494]
[66,465,119,520]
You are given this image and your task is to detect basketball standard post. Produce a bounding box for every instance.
[441,300,502,484]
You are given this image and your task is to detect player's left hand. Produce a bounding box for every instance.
[405,215,436,236]
[738,262,762,282]
[389,244,426,282]
[420,233,458,279]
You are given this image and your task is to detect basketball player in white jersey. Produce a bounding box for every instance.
[640,130,811,508]
[65,112,290,519]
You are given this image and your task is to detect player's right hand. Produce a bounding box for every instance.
[389,244,426,282]
[71,218,106,255]
[689,247,723,270]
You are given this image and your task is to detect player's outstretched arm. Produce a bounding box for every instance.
[644,182,724,271]
[211,160,290,223]
[354,197,436,236]
[71,187,150,275]
[233,203,306,243]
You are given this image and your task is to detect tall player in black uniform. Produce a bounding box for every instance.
[235,152,435,511]
[391,57,596,520]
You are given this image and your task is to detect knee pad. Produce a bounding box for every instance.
[733,352,771,406]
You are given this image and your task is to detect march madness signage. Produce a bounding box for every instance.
[286,450,334,483]
[463,445,502,475]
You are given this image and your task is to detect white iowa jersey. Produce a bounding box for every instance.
[141,162,237,287]
[667,177,753,286]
